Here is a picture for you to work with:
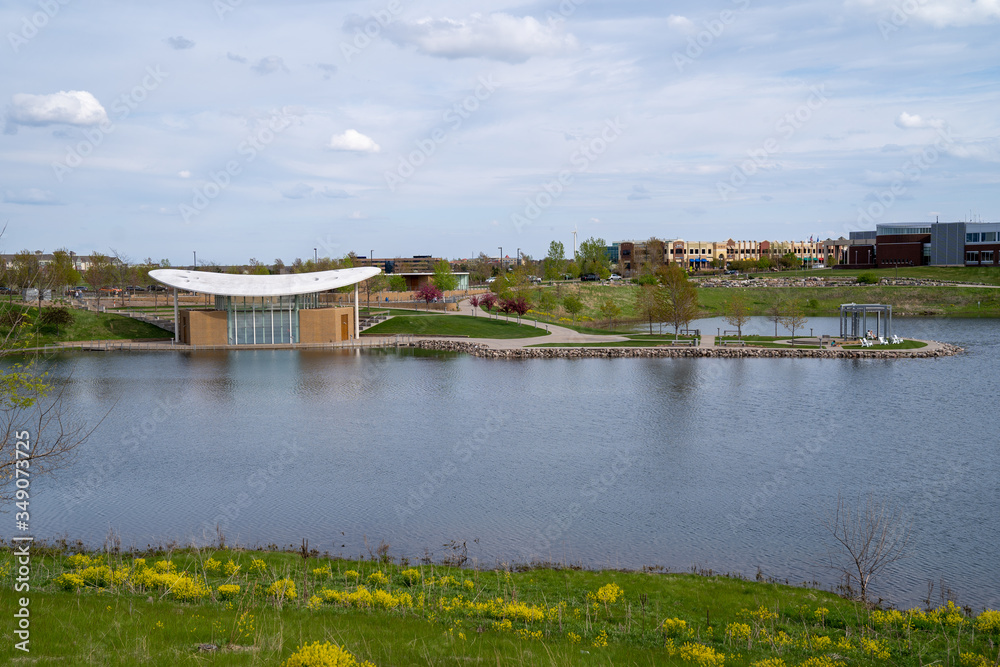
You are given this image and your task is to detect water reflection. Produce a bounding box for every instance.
[11,317,999,609]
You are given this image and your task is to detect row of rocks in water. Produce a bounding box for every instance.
[407,340,963,359]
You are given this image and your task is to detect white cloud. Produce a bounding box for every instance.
[667,15,696,32]
[282,182,314,199]
[5,90,107,133]
[227,52,247,63]
[895,111,945,129]
[166,36,195,50]
[178,170,191,178]
[328,129,380,153]
[378,13,578,63]
[849,0,1000,27]
[3,188,60,205]
[252,56,288,75]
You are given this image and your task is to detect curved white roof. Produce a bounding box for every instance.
[149,267,381,297]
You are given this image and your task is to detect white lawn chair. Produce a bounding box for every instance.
[878,336,888,345]
[859,338,871,348]
[891,335,902,344]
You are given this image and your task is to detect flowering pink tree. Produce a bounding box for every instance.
[507,295,530,324]
[479,292,497,317]
[498,297,515,319]
[415,283,443,310]
[468,294,481,316]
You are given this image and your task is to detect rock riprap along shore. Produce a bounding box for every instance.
[408,340,963,359]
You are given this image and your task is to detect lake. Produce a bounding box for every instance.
[16,316,1000,610]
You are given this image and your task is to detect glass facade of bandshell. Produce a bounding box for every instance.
[214,294,321,345]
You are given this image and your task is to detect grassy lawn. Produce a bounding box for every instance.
[698,285,1000,317]
[515,279,1000,327]
[1,303,172,346]
[363,315,548,339]
[2,545,997,666]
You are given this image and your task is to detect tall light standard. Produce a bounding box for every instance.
[370,249,374,269]
[517,247,520,268]
[313,248,317,265]
[193,251,196,270]
[498,246,502,273]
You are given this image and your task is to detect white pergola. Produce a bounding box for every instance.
[149,267,381,344]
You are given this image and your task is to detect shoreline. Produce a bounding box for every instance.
[408,339,965,359]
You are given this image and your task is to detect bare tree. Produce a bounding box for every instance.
[822,492,910,605]
[723,290,751,339]
[779,301,808,346]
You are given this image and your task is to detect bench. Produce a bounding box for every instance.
[720,340,746,346]
[723,330,740,336]
[666,339,697,346]
[681,328,700,336]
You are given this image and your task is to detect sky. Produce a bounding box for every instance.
[1,0,998,265]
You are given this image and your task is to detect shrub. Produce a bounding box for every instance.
[857,272,879,284]
[366,571,389,588]
[217,584,241,600]
[283,640,375,667]
[400,568,421,586]
[267,578,297,600]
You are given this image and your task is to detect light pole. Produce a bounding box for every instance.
[193,251,196,270]
[498,246,502,273]
[517,247,520,268]
[313,248,317,265]
[370,249,374,269]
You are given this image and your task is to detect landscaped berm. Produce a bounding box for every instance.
[2,544,998,665]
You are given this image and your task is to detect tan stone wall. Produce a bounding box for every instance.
[300,307,354,343]
[182,310,228,345]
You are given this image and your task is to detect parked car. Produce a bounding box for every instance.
[610,273,622,280]
[486,277,497,284]
[528,275,542,283]
[580,273,599,281]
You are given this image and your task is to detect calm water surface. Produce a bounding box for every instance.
[15,317,1000,609]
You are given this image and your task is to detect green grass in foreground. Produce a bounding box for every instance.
[1,303,172,346]
[363,314,548,339]
[2,546,998,666]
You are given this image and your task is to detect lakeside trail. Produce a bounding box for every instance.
[10,297,958,355]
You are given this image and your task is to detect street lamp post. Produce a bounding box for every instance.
[314,248,317,264]
[498,246,502,273]
[193,251,196,270]
[371,249,374,269]
[517,247,520,268]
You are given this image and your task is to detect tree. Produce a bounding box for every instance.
[502,295,530,324]
[723,291,751,339]
[543,241,566,280]
[387,275,407,292]
[562,294,583,320]
[38,307,74,335]
[84,252,114,309]
[10,250,41,295]
[634,285,662,334]
[479,292,497,316]
[415,284,442,310]
[766,294,785,337]
[468,294,482,316]
[109,248,136,307]
[248,258,270,275]
[362,273,389,306]
[657,263,699,338]
[779,301,807,346]
[468,253,492,284]
[48,249,81,298]
[578,237,611,279]
[431,260,458,293]
[823,492,910,605]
